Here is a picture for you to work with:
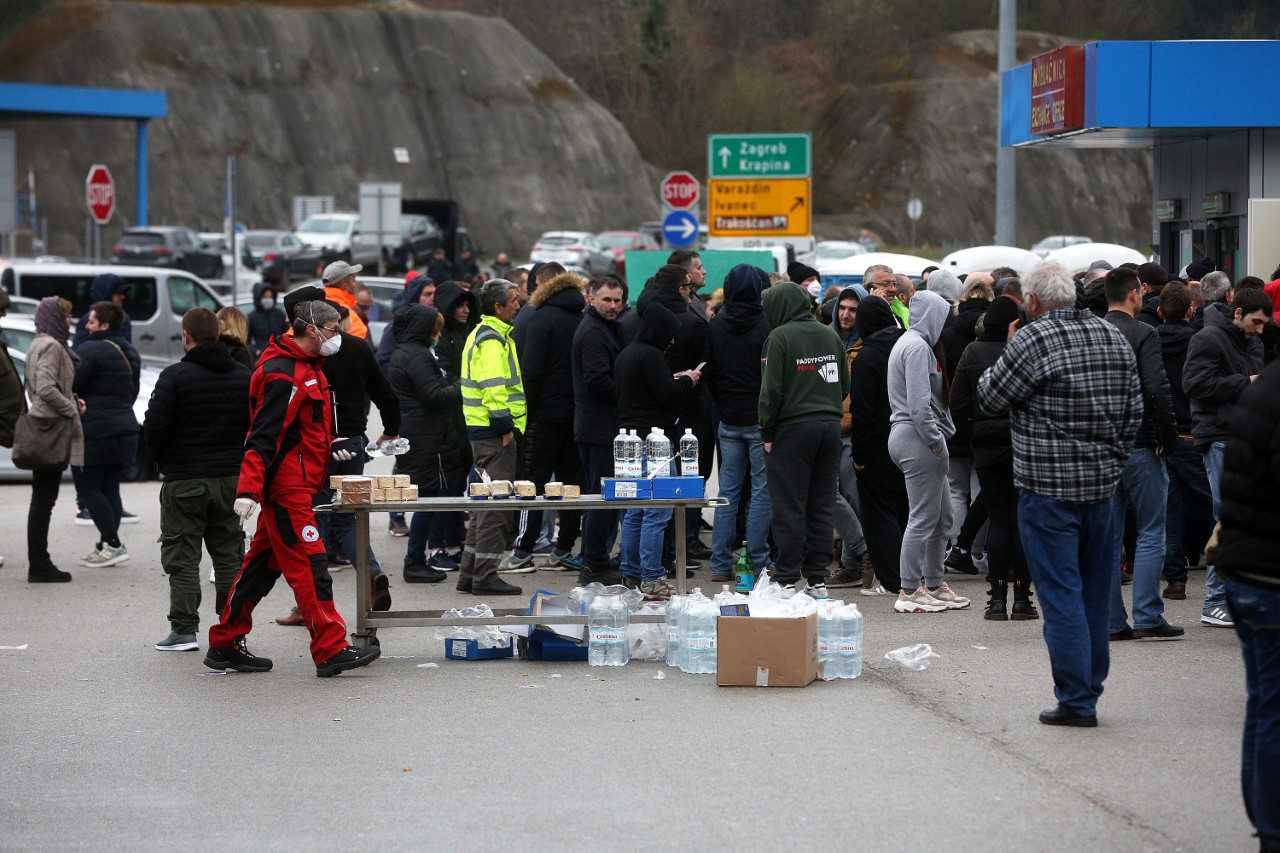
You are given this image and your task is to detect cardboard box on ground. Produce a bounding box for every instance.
[716,613,818,688]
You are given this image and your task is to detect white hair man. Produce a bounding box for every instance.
[978,261,1142,728]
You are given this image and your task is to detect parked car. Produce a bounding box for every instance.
[595,230,660,275]
[815,240,868,262]
[244,230,324,282]
[112,226,224,279]
[816,251,939,288]
[388,214,443,272]
[0,314,37,353]
[529,231,614,275]
[0,262,225,361]
[1031,234,1092,257]
[294,212,380,268]
[0,345,163,482]
[198,232,258,276]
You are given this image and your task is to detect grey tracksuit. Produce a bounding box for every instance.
[887,291,956,592]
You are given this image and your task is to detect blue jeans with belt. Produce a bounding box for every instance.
[1224,577,1280,848]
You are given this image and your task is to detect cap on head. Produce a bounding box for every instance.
[322,260,363,285]
[283,284,326,322]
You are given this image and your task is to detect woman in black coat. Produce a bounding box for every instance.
[386,304,468,581]
[72,301,141,567]
[950,296,1036,621]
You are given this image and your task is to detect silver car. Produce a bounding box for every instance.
[529,231,614,275]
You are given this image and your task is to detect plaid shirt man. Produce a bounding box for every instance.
[978,307,1142,503]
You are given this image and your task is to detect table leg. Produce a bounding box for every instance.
[352,508,376,648]
[674,504,687,596]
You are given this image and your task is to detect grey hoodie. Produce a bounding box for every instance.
[887,290,955,450]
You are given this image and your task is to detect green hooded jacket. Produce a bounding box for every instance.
[759,282,849,441]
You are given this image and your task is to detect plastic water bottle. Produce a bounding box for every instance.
[679,428,699,476]
[664,595,686,668]
[627,430,644,478]
[681,590,717,675]
[588,594,627,667]
[366,437,410,456]
[608,594,631,666]
[613,428,629,478]
[733,551,755,592]
[817,600,837,681]
[646,428,671,477]
[837,603,863,679]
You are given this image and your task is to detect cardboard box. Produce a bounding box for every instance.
[716,613,817,688]
[375,474,396,489]
[403,485,419,501]
[384,486,403,502]
[444,637,514,661]
[371,487,386,503]
[330,475,346,490]
[338,476,372,505]
[393,474,411,488]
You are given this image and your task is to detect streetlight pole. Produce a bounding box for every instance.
[995,0,1017,246]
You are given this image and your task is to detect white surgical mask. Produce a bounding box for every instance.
[315,327,342,357]
[259,297,275,311]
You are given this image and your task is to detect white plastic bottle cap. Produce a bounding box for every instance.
[686,428,694,435]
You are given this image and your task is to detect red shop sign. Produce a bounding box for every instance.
[1030,45,1085,135]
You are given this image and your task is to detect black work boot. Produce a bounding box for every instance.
[204,637,273,672]
[984,580,1009,621]
[316,644,381,677]
[1011,581,1039,620]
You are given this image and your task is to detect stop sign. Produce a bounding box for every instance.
[660,171,700,210]
[85,164,115,225]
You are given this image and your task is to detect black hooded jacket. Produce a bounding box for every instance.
[386,304,468,486]
[377,277,430,369]
[433,281,479,379]
[74,328,141,443]
[1138,292,1161,328]
[941,297,989,386]
[1106,309,1180,452]
[247,281,286,357]
[321,332,401,439]
[572,304,625,445]
[635,280,706,418]
[1184,302,1264,446]
[705,264,769,426]
[512,273,585,424]
[951,297,1019,467]
[143,341,250,480]
[848,296,903,467]
[615,302,695,436]
[74,274,132,346]
[1158,319,1196,432]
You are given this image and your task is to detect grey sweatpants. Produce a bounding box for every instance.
[888,423,953,592]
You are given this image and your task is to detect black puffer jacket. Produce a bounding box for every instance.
[1137,292,1161,328]
[386,305,468,490]
[512,272,584,423]
[143,342,250,479]
[572,304,624,445]
[1215,358,1280,588]
[940,297,989,386]
[705,264,769,427]
[247,281,286,357]
[321,332,401,439]
[434,281,478,379]
[636,281,706,419]
[1184,302,1264,446]
[1158,320,1196,432]
[1106,310,1179,452]
[615,302,694,436]
[74,329,141,443]
[221,333,255,370]
[848,296,903,468]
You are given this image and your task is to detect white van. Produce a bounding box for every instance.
[0,262,224,361]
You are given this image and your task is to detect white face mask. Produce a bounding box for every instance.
[259,297,275,311]
[316,327,342,357]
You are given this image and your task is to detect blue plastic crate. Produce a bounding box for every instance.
[602,477,652,501]
[444,637,514,661]
[519,626,589,661]
[650,475,705,499]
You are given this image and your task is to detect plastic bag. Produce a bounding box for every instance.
[884,643,940,671]
[627,602,668,661]
[434,604,508,649]
[571,582,644,615]
[745,568,819,618]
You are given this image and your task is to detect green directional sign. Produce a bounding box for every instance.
[707,132,811,179]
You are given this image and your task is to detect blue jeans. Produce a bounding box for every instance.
[1109,450,1169,631]
[1224,577,1280,848]
[1018,490,1117,715]
[1203,441,1227,609]
[621,506,672,582]
[710,423,771,574]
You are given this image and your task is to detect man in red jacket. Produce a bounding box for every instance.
[205,298,380,678]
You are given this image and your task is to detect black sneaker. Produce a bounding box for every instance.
[204,637,273,672]
[944,546,978,574]
[316,645,381,677]
[371,572,392,612]
[388,515,409,537]
[1038,705,1097,728]
[827,563,864,589]
[687,540,712,560]
[119,509,139,525]
[28,564,72,583]
[1133,621,1185,640]
[404,562,447,584]
[428,550,460,571]
[74,508,94,527]
[469,576,523,596]
[1110,627,1135,642]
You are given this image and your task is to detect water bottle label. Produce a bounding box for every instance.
[680,460,697,476]
[685,637,712,651]
[589,628,623,643]
[667,628,678,644]
[836,641,857,653]
[817,641,832,655]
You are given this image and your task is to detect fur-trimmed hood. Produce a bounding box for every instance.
[530,272,587,310]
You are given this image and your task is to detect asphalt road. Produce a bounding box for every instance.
[0,473,1251,851]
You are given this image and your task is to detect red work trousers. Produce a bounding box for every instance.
[208,490,348,664]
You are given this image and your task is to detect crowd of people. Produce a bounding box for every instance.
[4,247,1278,846]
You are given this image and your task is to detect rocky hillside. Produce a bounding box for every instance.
[1,1,659,257]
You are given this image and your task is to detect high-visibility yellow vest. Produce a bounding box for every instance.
[460,314,526,434]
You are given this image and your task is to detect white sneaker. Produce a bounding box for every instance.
[929,582,971,610]
[894,586,948,613]
[860,580,888,596]
[82,543,130,568]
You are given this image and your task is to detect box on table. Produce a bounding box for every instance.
[444,636,514,661]
[338,476,372,505]
[650,475,705,500]
[370,487,385,503]
[403,485,419,501]
[375,474,396,489]
[329,475,346,490]
[384,486,403,502]
[602,477,652,501]
[393,474,411,488]
[716,613,817,688]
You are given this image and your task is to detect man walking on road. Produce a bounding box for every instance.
[1102,267,1184,641]
[979,261,1141,727]
[759,281,848,587]
[144,308,250,652]
[206,299,380,678]
[458,280,526,597]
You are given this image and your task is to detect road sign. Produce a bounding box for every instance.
[907,198,923,221]
[85,164,115,225]
[707,133,811,179]
[662,210,700,248]
[707,178,810,238]
[660,171,700,210]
